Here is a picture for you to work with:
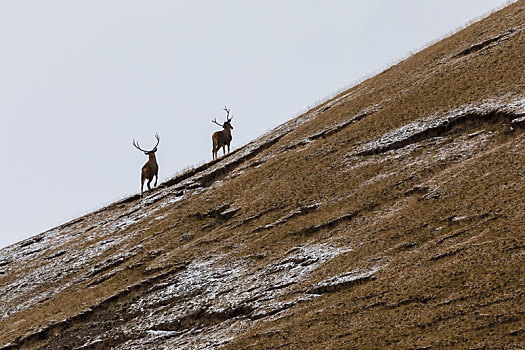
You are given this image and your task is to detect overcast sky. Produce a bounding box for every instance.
[0,0,511,248]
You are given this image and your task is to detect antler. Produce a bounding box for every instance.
[223,106,232,121]
[152,132,160,150]
[133,133,160,152]
[212,118,222,127]
[133,139,147,152]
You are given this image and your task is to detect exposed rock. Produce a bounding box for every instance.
[251,203,320,233]
[285,104,381,151]
[179,233,195,242]
[395,242,417,251]
[454,26,521,57]
[308,268,378,295]
[430,247,465,261]
[510,115,525,129]
[219,207,241,220]
[192,204,232,220]
[355,99,525,156]
[290,211,360,236]
[405,185,430,196]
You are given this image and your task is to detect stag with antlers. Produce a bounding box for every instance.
[212,106,234,160]
[133,133,160,197]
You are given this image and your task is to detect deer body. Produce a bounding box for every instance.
[141,152,158,193]
[212,124,233,160]
[212,106,234,160]
[133,133,160,197]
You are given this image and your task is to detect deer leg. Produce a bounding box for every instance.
[212,136,218,161]
[147,178,152,191]
[140,175,145,197]
[212,143,217,160]
[227,144,230,154]
[222,145,226,156]
[154,173,158,187]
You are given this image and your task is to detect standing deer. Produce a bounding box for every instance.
[212,106,234,160]
[133,133,160,197]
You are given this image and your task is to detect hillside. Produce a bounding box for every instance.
[1,2,525,349]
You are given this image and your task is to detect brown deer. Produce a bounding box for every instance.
[212,106,234,160]
[133,133,160,197]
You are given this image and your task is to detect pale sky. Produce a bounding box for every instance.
[0,0,511,248]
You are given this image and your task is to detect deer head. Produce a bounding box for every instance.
[212,106,233,131]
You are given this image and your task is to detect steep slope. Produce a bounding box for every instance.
[1,2,525,349]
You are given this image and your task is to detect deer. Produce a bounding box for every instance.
[133,133,160,197]
[212,106,234,160]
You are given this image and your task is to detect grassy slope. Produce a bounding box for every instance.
[0,1,524,349]
[220,2,525,348]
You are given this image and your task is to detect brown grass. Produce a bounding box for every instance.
[1,1,525,349]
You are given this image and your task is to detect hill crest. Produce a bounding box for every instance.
[1,2,525,349]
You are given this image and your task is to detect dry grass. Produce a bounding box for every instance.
[1,1,525,349]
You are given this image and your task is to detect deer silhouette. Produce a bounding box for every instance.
[133,133,160,197]
[212,106,234,160]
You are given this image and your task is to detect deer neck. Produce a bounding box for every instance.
[148,153,157,164]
